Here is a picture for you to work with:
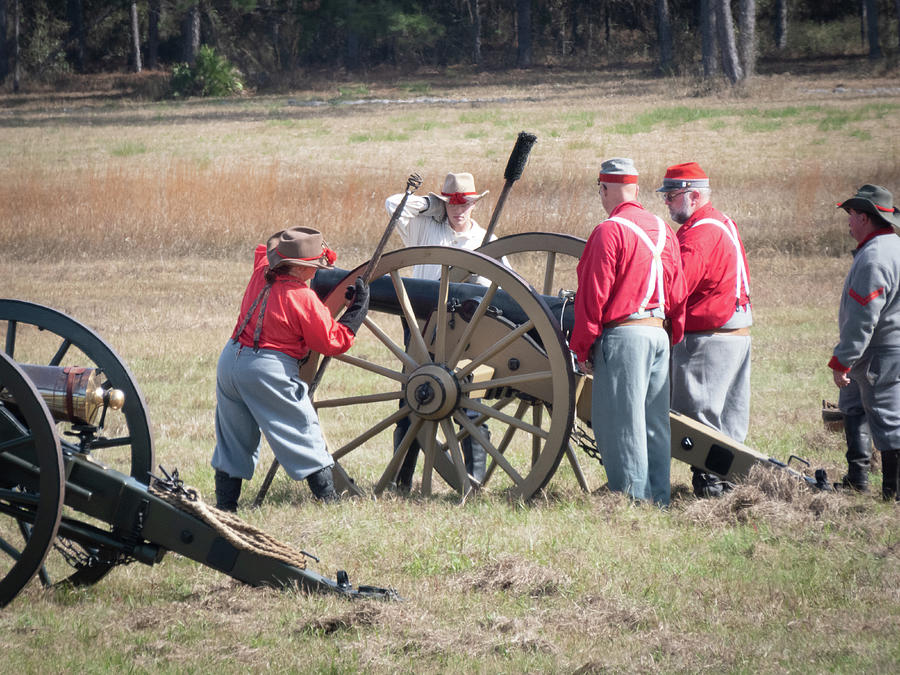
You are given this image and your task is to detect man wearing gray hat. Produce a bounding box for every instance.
[829,184,900,502]
[571,158,687,506]
[656,162,753,498]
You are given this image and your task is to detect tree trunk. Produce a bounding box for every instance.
[181,3,200,65]
[700,0,718,77]
[13,0,19,92]
[265,0,282,69]
[516,0,532,68]
[860,1,867,47]
[656,0,674,74]
[865,0,881,58]
[0,0,8,82]
[715,0,743,83]
[130,2,142,73]
[895,0,900,49]
[67,0,85,73]
[774,0,787,49]
[737,0,756,80]
[469,0,482,66]
[147,0,160,70]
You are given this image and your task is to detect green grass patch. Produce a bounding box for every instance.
[109,140,147,157]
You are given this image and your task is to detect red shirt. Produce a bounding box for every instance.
[571,202,687,362]
[231,245,355,361]
[677,203,751,332]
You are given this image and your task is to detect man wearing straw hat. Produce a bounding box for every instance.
[212,227,369,509]
[384,172,496,491]
[656,162,752,498]
[571,158,686,506]
[829,184,900,502]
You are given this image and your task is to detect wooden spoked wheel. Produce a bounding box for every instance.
[473,233,597,493]
[311,247,575,500]
[0,299,155,590]
[475,232,586,297]
[0,351,65,607]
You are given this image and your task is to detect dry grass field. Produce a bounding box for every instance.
[1,62,899,672]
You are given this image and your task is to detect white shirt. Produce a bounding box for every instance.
[385,194,491,281]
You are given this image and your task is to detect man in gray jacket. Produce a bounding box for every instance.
[829,184,900,501]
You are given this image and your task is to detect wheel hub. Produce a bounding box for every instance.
[404,364,460,420]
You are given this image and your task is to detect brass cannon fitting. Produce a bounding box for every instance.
[0,364,124,426]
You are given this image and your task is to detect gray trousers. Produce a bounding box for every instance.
[212,340,334,481]
[850,348,900,451]
[592,326,671,506]
[671,333,751,443]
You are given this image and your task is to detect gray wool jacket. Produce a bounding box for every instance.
[832,230,900,374]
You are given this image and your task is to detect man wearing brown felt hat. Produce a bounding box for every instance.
[828,184,900,502]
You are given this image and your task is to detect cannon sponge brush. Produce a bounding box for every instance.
[504,131,537,182]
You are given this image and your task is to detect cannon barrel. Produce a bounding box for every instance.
[312,267,575,334]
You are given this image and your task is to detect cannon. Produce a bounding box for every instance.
[288,233,828,503]
[0,299,397,608]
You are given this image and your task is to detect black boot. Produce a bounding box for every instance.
[881,450,899,502]
[214,470,242,512]
[393,414,420,493]
[691,467,730,498]
[462,422,489,486]
[841,413,872,492]
[307,466,339,502]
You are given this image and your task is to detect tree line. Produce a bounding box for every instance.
[1,1,898,93]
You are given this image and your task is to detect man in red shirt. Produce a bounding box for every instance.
[571,158,686,506]
[212,227,368,510]
[657,162,752,497]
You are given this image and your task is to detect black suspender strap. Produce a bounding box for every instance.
[232,282,273,351]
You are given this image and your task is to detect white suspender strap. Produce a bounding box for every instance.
[694,217,750,302]
[609,215,667,313]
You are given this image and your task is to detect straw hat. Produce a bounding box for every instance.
[428,172,489,204]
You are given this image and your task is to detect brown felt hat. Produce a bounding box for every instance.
[837,184,900,229]
[266,227,336,270]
